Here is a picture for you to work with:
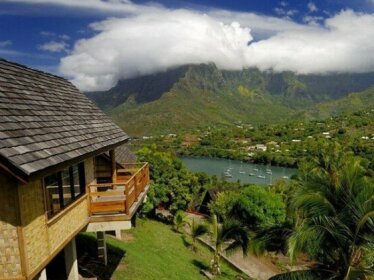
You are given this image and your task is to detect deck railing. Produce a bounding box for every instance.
[88,162,150,215]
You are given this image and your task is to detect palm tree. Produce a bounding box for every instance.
[190,218,209,251]
[271,144,374,280]
[173,210,189,233]
[209,214,250,275]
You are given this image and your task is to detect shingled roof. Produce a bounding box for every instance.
[0,59,129,179]
[105,144,137,164]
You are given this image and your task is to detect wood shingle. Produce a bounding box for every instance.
[0,59,129,178]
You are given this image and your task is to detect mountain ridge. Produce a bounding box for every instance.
[85,64,374,135]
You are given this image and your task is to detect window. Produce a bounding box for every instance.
[44,162,86,218]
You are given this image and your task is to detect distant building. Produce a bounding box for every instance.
[255,144,267,152]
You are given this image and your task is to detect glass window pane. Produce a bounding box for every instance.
[78,162,86,194]
[44,173,61,217]
[72,165,81,197]
[61,168,73,206]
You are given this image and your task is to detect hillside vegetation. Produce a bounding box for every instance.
[86,64,374,136]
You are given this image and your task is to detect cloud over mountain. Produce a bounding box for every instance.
[52,2,374,91]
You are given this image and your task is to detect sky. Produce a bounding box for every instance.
[0,0,374,91]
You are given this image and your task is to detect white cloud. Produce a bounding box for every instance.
[274,7,298,17]
[40,32,70,41]
[307,2,318,13]
[40,31,55,36]
[303,15,324,25]
[280,1,288,7]
[8,0,374,91]
[38,40,69,52]
[59,9,374,91]
[59,34,70,40]
[208,9,308,38]
[3,0,158,15]
[0,40,12,47]
[60,10,252,91]
[244,10,374,74]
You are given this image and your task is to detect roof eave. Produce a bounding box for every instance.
[1,137,129,184]
[28,137,129,182]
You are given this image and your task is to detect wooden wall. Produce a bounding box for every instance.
[0,171,23,279]
[95,155,112,183]
[0,157,95,279]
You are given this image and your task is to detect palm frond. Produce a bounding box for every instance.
[250,222,293,256]
[191,219,209,239]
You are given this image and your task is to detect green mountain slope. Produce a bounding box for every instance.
[308,87,374,119]
[85,64,374,136]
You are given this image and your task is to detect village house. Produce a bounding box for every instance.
[255,144,267,152]
[0,59,150,280]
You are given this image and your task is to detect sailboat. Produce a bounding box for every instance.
[224,170,233,178]
[266,166,272,174]
[228,160,233,171]
[239,163,245,174]
[281,168,289,179]
[257,170,266,179]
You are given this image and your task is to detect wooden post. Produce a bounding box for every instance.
[146,163,150,185]
[125,182,130,215]
[109,149,116,184]
[64,238,79,280]
[97,231,107,265]
[134,175,139,201]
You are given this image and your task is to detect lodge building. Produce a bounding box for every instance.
[0,59,150,280]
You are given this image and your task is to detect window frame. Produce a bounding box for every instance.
[43,162,86,219]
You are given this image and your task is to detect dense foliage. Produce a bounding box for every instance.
[137,144,213,213]
[138,107,374,169]
[209,186,286,229]
[285,145,373,279]
[134,117,374,279]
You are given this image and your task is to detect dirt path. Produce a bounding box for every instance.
[228,250,279,280]
[198,236,279,280]
[186,213,280,280]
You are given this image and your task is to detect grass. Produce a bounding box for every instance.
[77,218,248,280]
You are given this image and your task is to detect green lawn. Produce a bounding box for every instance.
[77,219,247,280]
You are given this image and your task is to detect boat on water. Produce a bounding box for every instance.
[266,169,272,174]
[282,175,289,179]
[224,167,233,178]
[248,173,255,176]
[257,171,266,179]
[239,164,245,174]
[253,168,259,172]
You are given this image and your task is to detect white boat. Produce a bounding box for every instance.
[282,175,289,179]
[239,164,245,174]
[224,168,233,178]
[248,173,255,176]
[266,170,272,174]
[257,171,266,179]
[253,168,258,172]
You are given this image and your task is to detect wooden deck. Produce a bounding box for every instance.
[88,162,150,221]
